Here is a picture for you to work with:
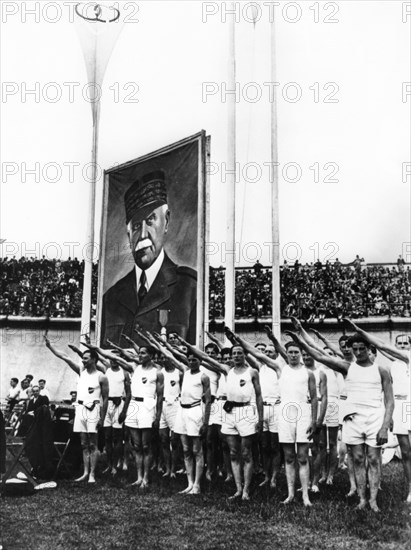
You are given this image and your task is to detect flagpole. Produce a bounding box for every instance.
[224,4,236,336]
[270,15,281,339]
[80,100,100,339]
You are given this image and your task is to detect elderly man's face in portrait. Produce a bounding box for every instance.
[128,205,170,270]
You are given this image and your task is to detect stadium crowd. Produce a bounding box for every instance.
[1,256,410,320]
[209,258,411,320]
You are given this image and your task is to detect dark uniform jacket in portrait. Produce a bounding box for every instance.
[101,253,197,347]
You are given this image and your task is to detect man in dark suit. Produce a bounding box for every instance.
[101,170,197,347]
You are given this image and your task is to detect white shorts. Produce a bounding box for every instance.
[392,397,411,435]
[325,398,340,428]
[342,407,385,447]
[174,403,204,437]
[73,403,100,434]
[159,400,179,431]
[209,397,225,426]
[104,400,124,429]
[262,402,280,433]
[125,398,156,430]
[278,402,311,444]
[221,404,258,438]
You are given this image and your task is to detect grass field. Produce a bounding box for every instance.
[1,460,410,550]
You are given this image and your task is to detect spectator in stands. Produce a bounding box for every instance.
[6,378,20,412]
[38,379,51,401]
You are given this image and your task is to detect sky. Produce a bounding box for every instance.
[1,0,410,267]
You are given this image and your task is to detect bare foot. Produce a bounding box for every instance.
[228,490,242,500]
[102,466,111,475]
[346,489,356,498]
[281,496,294,505]
[311,485,320,494]
[122,463,128,472]
[318,477,326,484]
[242,491,250,501]
[224,474,233,483]
[355,500,367,510]
[189,485,201,495]
[179,485,193,494]
[88,475,96,484]
[170,473,176,479]
[75,473,89,482]
[163,471,171,478]
[259,477,270,488]
[140,480,149,489]
[131,479,143,487]
[206,471,212,482]
[270,479,277,490]
[369,501,380,513]
[176,468,186,475]
[326,477,334,485]
[303,497,312,507]
[110,468,117,476]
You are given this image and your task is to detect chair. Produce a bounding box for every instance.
[52,404,77,479]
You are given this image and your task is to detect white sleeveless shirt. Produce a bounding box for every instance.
[226,367,255,403]
[131,365,157,399]
[77,369,101,405]
[181,370,203,404]
[106,368,125,398]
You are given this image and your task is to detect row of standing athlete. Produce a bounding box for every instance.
[44,318,410,511]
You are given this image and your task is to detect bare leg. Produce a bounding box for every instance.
[104,427,113,473]
[270,432,281,488]
[112,428,122,474]
[311,428,325,492]
[88,433,99,483]
[326,427,339,484]
[367,446,381,512]
[179,434,194,493]
[259,431,271,487]
[226,434,242,499]
[75,433,90,481]
[206,424,219,481]
[170,431,179,477]
[160,428,171,476]
[190,437,204,494]
[282,443,296,504]
[297,443,312,506]
[129,429,143,486]
[397,434,411,502]
[241,436,254,500]
[141,428,153,486]
[350,444,367,509]
[219,428,232,482]
[346,447,357,497]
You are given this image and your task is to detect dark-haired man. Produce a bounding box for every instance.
[102,171,197,347]
[122,345,164,488]
[290,327,394,512]
[44,337,109,483]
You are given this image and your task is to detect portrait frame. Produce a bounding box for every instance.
[96,131,210,349]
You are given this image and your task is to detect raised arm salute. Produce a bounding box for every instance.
[44,336,109,484]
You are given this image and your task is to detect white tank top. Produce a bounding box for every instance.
[312,368,322,400]
[279,365,309,404]
[200,366,219,397]
[323,366,343,401]
[217,373,227,398]
[77,369,101,405]
[162,368,181,403]
[181,370,204,404]
[390,359,410,399]
[345,362,383,409]
[106,368,125,398]
[131,365,157,399]
[226,367,255,403]
[259,364,280,402]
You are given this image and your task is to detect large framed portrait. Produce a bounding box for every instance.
[97,131,209,348]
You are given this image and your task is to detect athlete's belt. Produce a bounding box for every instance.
[210,395,217,404]
[339,395,347,400]
[223,400,250,413]
[394,394,408,400]
[108,397,122,407]
[263,399,281,406]
[132,397,144,402]
[217,396,227,401]
[180,400,201,409]
[78,400,99,411]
